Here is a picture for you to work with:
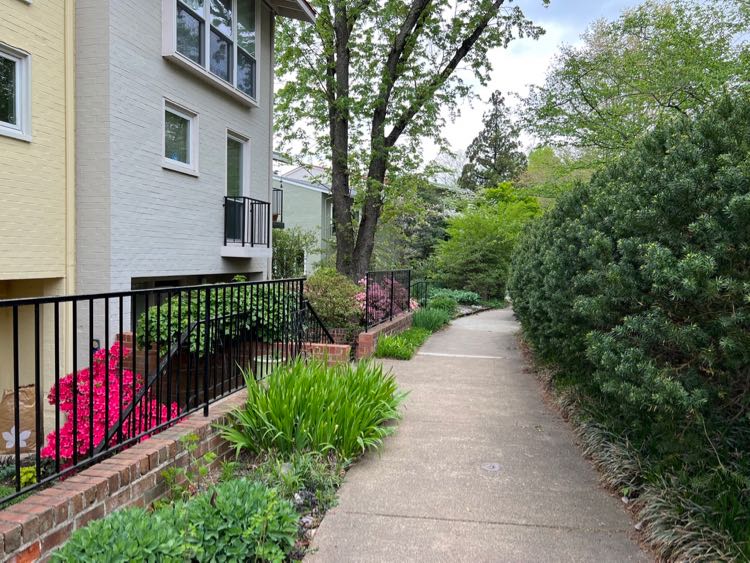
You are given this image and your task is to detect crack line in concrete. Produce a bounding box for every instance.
[340,509,631,534]
[417,352,505,359]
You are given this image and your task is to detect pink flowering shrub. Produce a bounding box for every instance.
[41,342,179,465]
[359,276,413,325]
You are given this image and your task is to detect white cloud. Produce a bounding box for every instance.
[423,20,578,160]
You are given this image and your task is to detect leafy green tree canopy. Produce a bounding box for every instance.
[459,91,527,192]
[272,227,317,279]
[432,183,540,299]
[516,146,594,200]
[521,0,750,156]
[275,0,547,277]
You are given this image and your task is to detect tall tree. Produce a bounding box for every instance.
[522,0,750,156]
[459,91,527,192]
[275,0,547,277]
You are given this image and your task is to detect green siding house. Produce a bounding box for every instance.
[272,164,333,274]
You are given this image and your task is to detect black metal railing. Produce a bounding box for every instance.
[364,270,412,331]
[224,196,271,247]
[297,301,335,345]
[0,278,332,505]
[272,188,284,228]
[410,280,432,308]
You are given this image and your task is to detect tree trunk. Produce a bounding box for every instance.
[352,152,387,278]
[330,6,355,277]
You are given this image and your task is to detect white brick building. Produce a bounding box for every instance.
[76,0,314,297]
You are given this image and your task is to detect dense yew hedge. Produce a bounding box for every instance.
[509,95,750,557]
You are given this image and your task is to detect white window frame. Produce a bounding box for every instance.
[0,43,31,142]
[225,130,250,197]
[162,0,260,107]
[162,99,199,176]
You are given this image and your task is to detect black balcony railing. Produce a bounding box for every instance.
[0,278,332,506]
[224,196,271,247]
[272,188,284,228]
[364,269,413,331]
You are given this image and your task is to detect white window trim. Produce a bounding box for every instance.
[226,129,250,197]
[162,99,199,177]
[0,43,31,142]
[162,0,260,108]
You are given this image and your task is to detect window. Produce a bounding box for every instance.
[226,133,245,197]
[0,43,30,141]
[163,101,198,175]
[168,0,259,102]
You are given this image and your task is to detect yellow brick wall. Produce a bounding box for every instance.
[0,0,75,284]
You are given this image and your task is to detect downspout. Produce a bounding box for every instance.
[266,7,276,280]
[64,0,76,374]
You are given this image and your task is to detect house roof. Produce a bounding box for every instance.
[267,0,316,23]
[274,174,331,195]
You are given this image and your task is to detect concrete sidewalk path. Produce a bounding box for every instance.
[307,309,647,562]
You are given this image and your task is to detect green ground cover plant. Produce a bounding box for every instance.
[219,359,405,460]
[375,328,431,360]
[174,479,298,562]
[53,507,189,562]
[428,288,481,305]
[411,307,452,332]
[54,480,298,563]
[248,452,344,515]
[509,93,750,560]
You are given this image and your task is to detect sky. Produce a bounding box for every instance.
[430,0,642,159]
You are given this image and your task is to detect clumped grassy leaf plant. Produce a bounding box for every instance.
[219,359,406,460]
[375,328,431,360]
[412,307,452,332]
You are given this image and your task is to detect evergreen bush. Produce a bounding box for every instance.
[509,94,750,558]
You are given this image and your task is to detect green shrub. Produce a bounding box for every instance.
[509,94,750,559]
[249,453,343,513]
[174,479,297,563]
[375,328,431,360]
[432,183,541,299]
[272,227,317,279]
[304,268,361,339]
[136,279,297,353]
[412,307,452,332]
[53,508,189,562]
[426,295,458,316]
[428,288,481,305]
[219,359,405,460]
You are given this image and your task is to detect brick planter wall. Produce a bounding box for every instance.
[302,343,352,365]
[356,312,414,359]
[0,391,247,562]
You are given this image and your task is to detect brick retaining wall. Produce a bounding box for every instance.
[356,312,414,359]
[0,391,247,562]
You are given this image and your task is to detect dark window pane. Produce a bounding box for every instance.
[210,30,232,82]
[210,0,233,37]
[227,137,243,197]
[237,0,255,57]
[165,110,190,163]
[177,4,203,65]
[237,48,256,98]
[0,56,16,125]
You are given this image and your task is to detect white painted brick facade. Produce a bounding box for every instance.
[77,0,274,296]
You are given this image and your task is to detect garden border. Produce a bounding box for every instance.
[356,311,413,359]
[0,390,247,562]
